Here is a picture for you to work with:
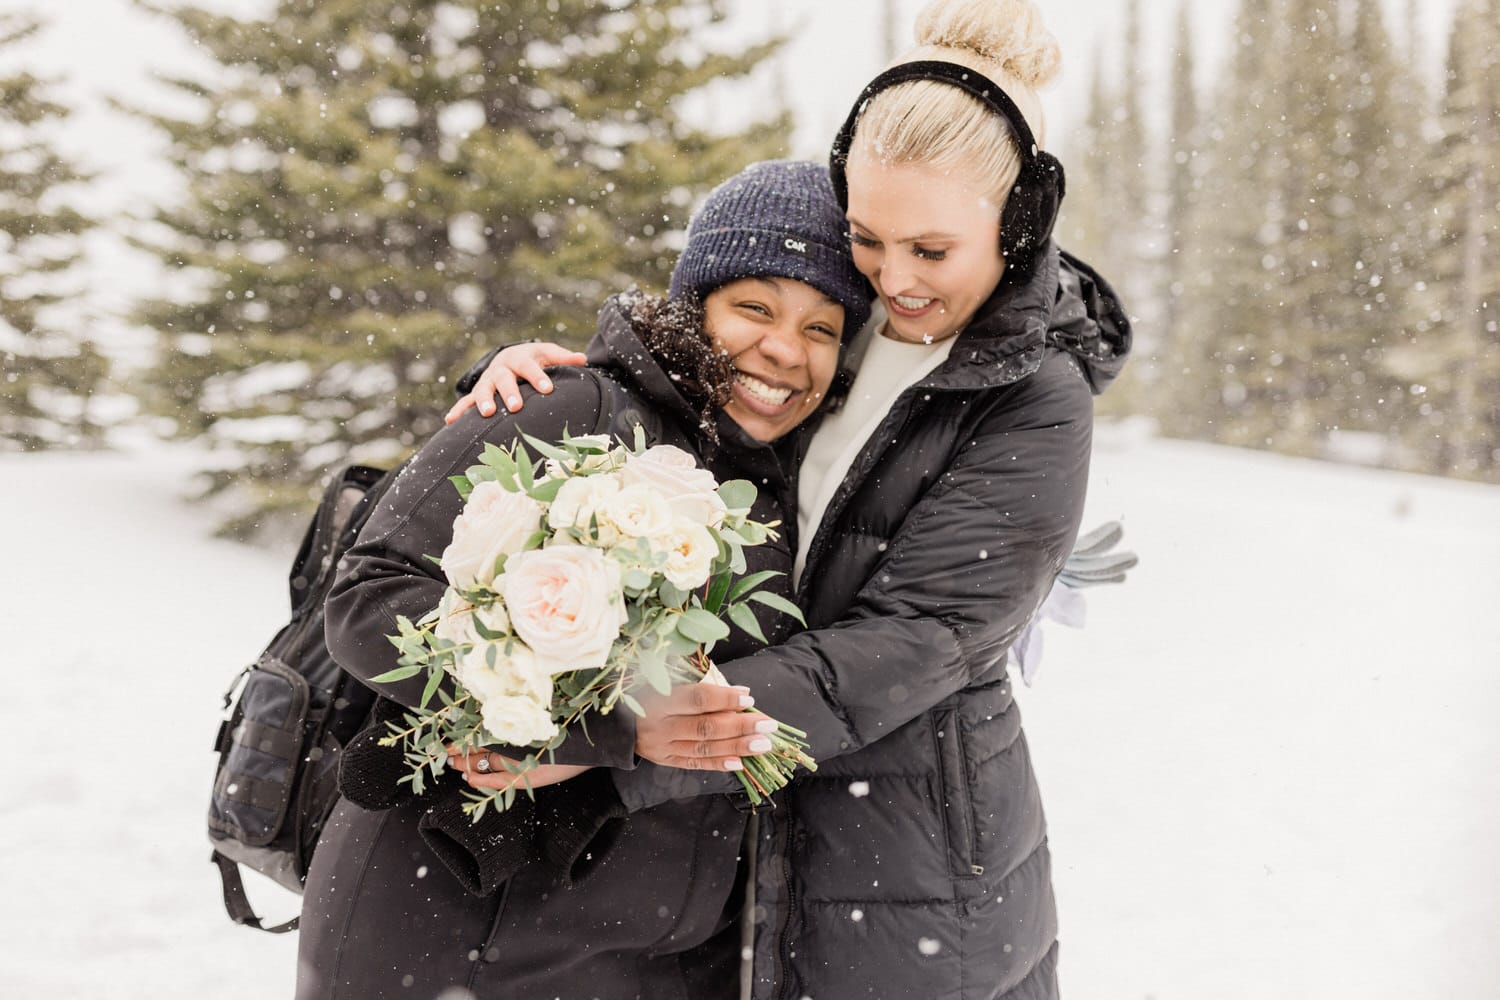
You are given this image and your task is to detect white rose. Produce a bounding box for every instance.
[458,641,558,745]
[435,589,510,653]
[660,517,719,590]
[459,638,551,703]
[621,445,727,527]
[601,483,675,539]
[440,480,544,590]
[433,588,474,646]
[500,547,628,675]
[479,693,558,746]
[546,473,623,538]
[543,434,619,478]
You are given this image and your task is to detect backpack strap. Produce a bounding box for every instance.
[211,851,300,933]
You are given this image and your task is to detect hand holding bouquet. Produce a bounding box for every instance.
[371,427,814,819]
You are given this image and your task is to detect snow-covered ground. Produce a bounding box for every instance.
[2,430,1497,999]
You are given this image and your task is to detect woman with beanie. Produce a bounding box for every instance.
[451,1,1131,997]
[301,159,871,1000]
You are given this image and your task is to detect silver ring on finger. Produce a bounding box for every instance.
[474,754,493,774]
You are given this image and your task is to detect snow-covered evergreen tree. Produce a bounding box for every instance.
[131,0,788,533]
[0,13,106,451]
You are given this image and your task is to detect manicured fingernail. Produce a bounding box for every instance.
[538,379,552,391]
[479,402,493,415]
[505,396,521,410]
[754,720,778,735]
[724,758,744,771]
[748,737,773,753]
[738,695,755,708]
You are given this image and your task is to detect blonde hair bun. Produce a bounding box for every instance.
[913,0,1061,90]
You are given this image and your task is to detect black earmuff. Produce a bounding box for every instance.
[829,60,1065,275]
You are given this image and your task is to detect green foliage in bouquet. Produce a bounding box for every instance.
[371,426,813,819]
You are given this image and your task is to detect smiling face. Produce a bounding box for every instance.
[844,150,1006,345]
[704,276,845,442]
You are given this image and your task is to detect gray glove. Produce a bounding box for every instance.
[1012,521,1138,684]
[1057,520,1138,589]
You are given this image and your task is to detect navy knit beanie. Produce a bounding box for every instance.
[669,160,872,337]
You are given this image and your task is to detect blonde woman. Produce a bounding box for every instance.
[451,2,1131,996]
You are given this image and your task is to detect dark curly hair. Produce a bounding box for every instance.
[620,288,734,441]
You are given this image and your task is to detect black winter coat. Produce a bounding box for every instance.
[605,247,1131,1000]
[304,298,800,1000]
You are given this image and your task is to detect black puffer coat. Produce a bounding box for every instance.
[609,248,1131,1000]
[306,297,800,1000]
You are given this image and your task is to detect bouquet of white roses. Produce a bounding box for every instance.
[370,426,814,819]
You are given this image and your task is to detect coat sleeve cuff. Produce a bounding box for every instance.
[336,697,416,811]
[610,762,740,814]
[533,770,629,884]
[416,790,540,897]
[546,710,638,768]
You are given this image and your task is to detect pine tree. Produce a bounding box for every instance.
[1054,43,1114,265]
[1087,0,1156,418]
[131,0,789,534]
[1113,0,1153,299]
[1158,2,1200,417]
[1284,0,1414,454]
[0,13,106,451]
[1403,0,1500,479]
[1257,0,1354,456]
[1170,0,1289,446]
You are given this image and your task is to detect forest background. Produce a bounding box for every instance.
[2,0,1494,533]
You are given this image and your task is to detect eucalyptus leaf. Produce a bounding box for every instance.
[519,432,573,464]
[528,477,564,503]
[704,571,733,613]
[716,479,757,512]
[725,569,782,604]
[516,444,536,491]
[636,649,672,696]
[658,580,689,608]
[369,664,423,684]
[676,607,731,644]
[465,464,497,485]
[420,665,444,708]
[727,602,769,643]
[748,590,807,624]
[473,611,509,641]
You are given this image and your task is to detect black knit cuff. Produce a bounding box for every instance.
[533,770,630,884]
[417,789,541,897]
[337,698,416,812]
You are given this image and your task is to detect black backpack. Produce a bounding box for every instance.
[208,463,396,932]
